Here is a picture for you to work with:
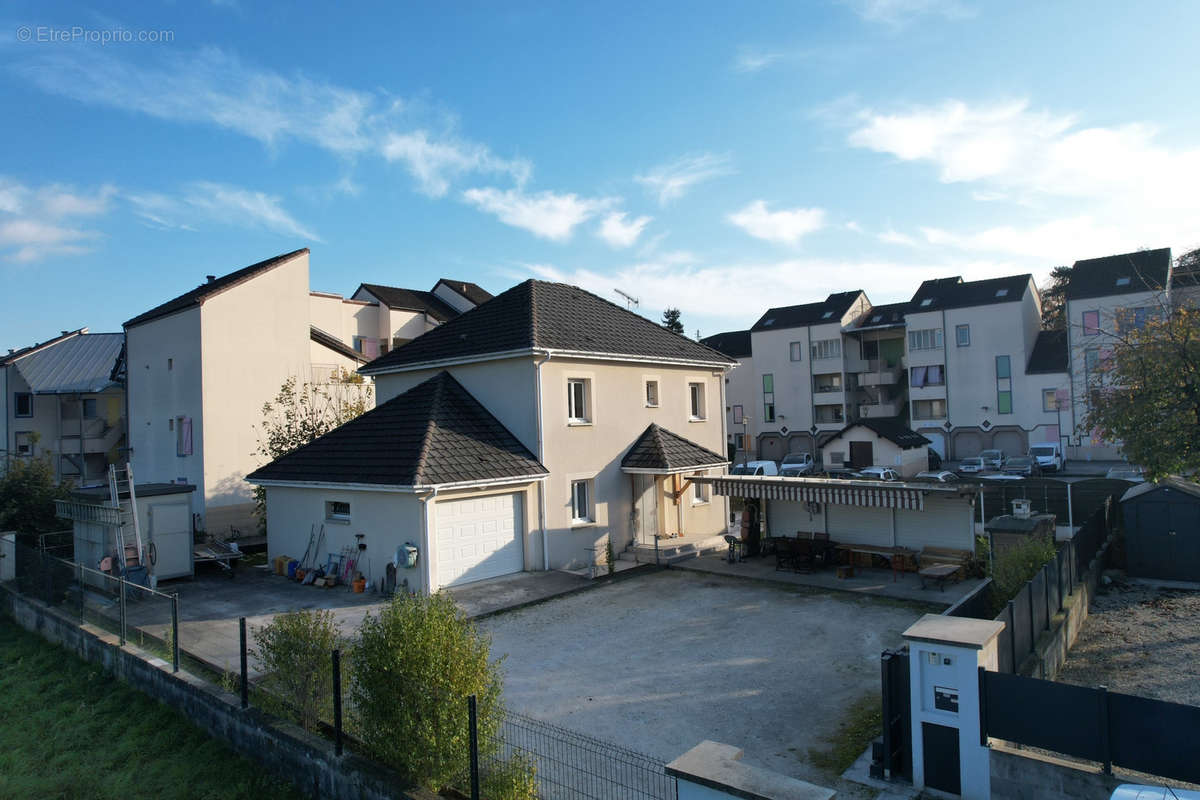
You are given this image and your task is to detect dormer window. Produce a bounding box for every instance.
[919,298,933,307]
[995,288,1008,297]
[1115,277,1131,287]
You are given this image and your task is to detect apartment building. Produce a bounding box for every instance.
[0,328,126,482]
[699,330,753,463]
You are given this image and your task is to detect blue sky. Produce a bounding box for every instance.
[2,1,1198,350]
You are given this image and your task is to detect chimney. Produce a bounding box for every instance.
[206,275,217,283]
[1012,498,1032,519]
[61,330,69,336]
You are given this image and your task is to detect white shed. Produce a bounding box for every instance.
[821,420,931,478]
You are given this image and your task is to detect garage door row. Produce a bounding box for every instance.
[436,493,524,588]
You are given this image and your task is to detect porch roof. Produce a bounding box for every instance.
[621,424,729,475]
[695,475,973,511]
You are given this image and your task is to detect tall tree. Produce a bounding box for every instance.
[661,307,684,335]
[1039,265,1072,330]
[1084,300,1200,477]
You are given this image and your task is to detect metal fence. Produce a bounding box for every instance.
[981,669,1200,784]
[0,535,180,670]
[977,476,1133,530]
[469,702,676,800]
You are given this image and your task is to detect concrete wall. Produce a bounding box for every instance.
[768,492,974,551]
[990,743,1124,800]
[1,586,435,800]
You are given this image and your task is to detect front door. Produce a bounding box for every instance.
[636,475,659,544]
[850,441,874,468]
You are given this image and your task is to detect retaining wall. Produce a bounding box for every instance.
[991,743,1125,800]
[0,584,434,800]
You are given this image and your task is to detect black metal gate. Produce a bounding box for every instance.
[874,647,911,781]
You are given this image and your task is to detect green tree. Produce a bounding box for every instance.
[1084,300,1200,478]
[0,448,71,537]
[661,307,684,335]
[253,369,373,530]
[1039,265,1072,330]
[251,609,341,731]
[350,592,505,792]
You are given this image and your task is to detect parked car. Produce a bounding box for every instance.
[959,456,985,474]
[1029,443,1064,472]
[927,449,943,470]
[914,470,960,483]
[1001,456,1042,477]
[858,466,900,481]
[822,467,863,479]
[779,452,816,475]
[980,449,1006,470]
[780,466,812,477]
[1106,464,1147,482]
[730,460,779,476]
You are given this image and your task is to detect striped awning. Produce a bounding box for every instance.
[700,477,927,511]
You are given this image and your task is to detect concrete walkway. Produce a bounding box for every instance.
[675,554,983,607]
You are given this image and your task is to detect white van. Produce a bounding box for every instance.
[1029,442,1064,472]
[730,460,779,476]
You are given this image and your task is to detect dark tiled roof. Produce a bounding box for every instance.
[310,326,369,363]
[751,291,864,333]
[434,278,493,306]
[700,330,752,359]
[909,274,1030,312]
[825,419,930,450]
[356,283,461,322]
[246,371,547,488]
[1066,248,1172,301]
[1026,330,1068,374]
[851,302,909,330]
[362,280,734,373]
[125,249,309,328]
[621,424,728,472]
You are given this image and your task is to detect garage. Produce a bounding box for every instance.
[436,493,524,587]
[953,430,983,458]
[991,428,1026,457]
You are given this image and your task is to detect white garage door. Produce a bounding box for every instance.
[436,493,524,587]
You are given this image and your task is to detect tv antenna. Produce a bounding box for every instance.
[614,288,640,310]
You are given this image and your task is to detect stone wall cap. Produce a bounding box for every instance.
[903,613,1005,649]
[666,740,836,800]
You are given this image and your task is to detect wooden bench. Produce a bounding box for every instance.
[917,546,973,589]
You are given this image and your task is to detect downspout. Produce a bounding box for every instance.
[534,352,552,570]
[417,486,438,593]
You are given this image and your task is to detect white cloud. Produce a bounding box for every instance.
[382,130,530,198]
[636,153,734,206]
[462,188,614,242]
[0,177,114,262]
[879,228,920,247]
[727,200,826,245]
[597,212,652,248]
[128,182,320,241]
[734,49,788,73]
[843,0,973,27]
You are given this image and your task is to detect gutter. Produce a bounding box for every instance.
[247,474,548,493]
[361,347,733,377]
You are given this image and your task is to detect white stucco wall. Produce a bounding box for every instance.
[767,492,973,552]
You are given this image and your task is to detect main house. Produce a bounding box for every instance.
[124,248,492,535]
[248,280,735,593]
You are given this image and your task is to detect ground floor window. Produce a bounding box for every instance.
[325,500,351,523]
[571,480,593,523]
[692,475,710,504]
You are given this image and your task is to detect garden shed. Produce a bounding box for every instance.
[820,419,930,477]
[1119,477,1200,581]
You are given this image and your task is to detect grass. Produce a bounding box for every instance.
[0,617,303,800]
[807,692,882,777]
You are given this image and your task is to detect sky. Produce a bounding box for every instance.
[2,1,1198,350]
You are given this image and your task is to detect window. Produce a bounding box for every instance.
[762,374,775,423]
[995,288,1008,298]
[732,404,743,425]
[82,398,98,418]
[861,339,879,360]
[911,365,945,387]
[821,310,834,319]
[15,431,32,455]
[1082,310,1100,336]
[789,341,803,361]
[996,355,1012,414]
[13,392,32,418]
[919,298,933,307]
[1115,276,1131,287]
[1085,347,1100,379]
[645,380,659,408]
[692,475,710,504]
[688,382,706,420]
[571,480,592,523]
[810,339,841,360]
[176,416,193,456]
[1117,306,1158,333]
[734,433,747,450]
[1042,389,1059,412]
[325,500,351,523]
[813,373,842,393]
[167,357,173,371]
[955,324,970,347]
[567,378,591,423]
[913,399,947,419]
[908,328,943,351]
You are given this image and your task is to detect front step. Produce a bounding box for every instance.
[624,535,728,565]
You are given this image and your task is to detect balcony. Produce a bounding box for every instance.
[813,405,846,426]
[858,401,902,418]
[58,418,124,455]
[859,369,902,387]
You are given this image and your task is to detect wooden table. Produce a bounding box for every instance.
[919,563,961,591]
[835,545,918,582]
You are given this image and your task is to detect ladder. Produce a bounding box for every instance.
[107,463,144,570]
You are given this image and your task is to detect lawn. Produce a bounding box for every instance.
[0,618,303,800]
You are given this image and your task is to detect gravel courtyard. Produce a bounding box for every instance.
[1058,576,1200,706]
[478,569,930,785]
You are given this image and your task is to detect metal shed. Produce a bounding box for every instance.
[1120,477,1200,581]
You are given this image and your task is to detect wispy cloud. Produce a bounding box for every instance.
[728,200,826,245]
[734,48,789,73]
[635,153,734,206]
[128,182,321,241]
[0,177,114,262]
[382,130,531,198]
[462,188,614,242]
[842,0,973,27]
[597,212,652,249]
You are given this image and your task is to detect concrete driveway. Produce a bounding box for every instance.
[478,568,930,786]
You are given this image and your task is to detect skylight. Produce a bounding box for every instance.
[995,288,1008,297]
[920,298,933,307]
[762,318,775,326]
[821,311,833,319]
[870,315,882,323]
[1115,277,1131,287]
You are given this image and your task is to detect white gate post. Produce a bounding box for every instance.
[904,614,1004,799]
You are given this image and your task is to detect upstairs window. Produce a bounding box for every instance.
[688,382,706,420]
[762,374,775,423]
[810,339,841,360]
[1042,389,1059,413]
[789,341,803,362]
[567,379,591,423]
[1082,310,1100,336]
[955,324,970,347]
[645,380,659,408]
[908,328,943,351]
[14,392,32,418]
[996,356,1013,414]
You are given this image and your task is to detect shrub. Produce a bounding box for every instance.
[0,451,71,538]
[251,609,340,731]
[482,752,538,800]
[988,534,1057,615]
[350,591,503,791]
